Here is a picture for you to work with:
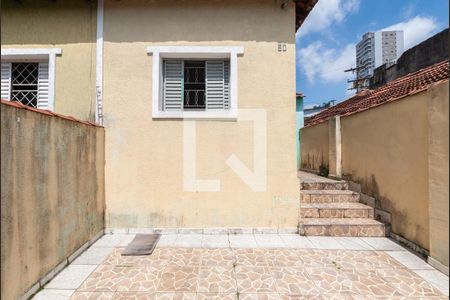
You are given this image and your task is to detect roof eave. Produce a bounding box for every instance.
[295,0,318,31]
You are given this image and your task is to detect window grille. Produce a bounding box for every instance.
[1,62,50,109]
[184,61,206,110]
[11,63,39,108]
[162,59,230,112]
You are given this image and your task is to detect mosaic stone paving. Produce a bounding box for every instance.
[63,247,447,299]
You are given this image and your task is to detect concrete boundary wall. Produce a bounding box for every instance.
[427,81,449,273]
[0,102,106,300]
[299,80,449,270]
[20,230,104,300]
[300,121,329,171]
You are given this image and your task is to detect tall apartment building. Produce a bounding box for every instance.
[356,31,404,80]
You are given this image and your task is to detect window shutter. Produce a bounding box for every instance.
[1,63,11,100]
[37,62,50,110]
[163,60,183,111]
[223,61,230,109]
[206,61,226,110]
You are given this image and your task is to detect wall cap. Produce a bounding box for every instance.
[0,99,103,128]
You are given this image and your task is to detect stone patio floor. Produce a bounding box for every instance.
[34,234,449,300]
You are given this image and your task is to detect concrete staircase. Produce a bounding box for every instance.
[298,174,386,237]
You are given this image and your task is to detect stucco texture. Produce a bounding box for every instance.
[103,0,298,229]
[340,91,429,249]
[0,104,105,300]
[427,81,449,267]
[300,121,329,171]
[1,0,97,122]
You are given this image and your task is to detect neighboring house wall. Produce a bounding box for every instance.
[103,0,298,229]
[299,80,449,267]
[340,91,429,249]
[427,81,449,270]
[395,28,448,80]
[300,121,329,171]
[296,96,304,170]
[0,102,105,300]
[1,0,97,121]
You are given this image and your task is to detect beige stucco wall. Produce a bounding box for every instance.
[427,81,449,267]
[103,0,298,229]
[0,103,105,300]
[341,92,430,248]
[300,121,329,171]
[1,0,97,122]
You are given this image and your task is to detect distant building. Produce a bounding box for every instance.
[356,31,404,81]
[370,28,449,89]
[304,100,336,118]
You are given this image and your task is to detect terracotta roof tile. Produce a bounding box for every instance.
[0,99,102,128]
[304,59,449,127]
[296,0,318,31]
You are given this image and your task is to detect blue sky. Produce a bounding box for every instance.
[296,0,449,106]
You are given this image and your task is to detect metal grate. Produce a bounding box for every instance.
[11,63,39,108]
[183,61,206,110]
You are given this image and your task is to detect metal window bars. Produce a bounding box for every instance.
[11,63,39,108]
[184,89,206,109]
[183,61,206,110]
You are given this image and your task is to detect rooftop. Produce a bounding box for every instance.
[305,59,449,127]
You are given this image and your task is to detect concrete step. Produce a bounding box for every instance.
[300,190,360,203]
[300,202,374,219]
[301,181,349,191]
[299,218,386,237]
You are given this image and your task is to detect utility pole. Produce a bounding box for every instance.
[345,56,374,93]
[345,66,367,93]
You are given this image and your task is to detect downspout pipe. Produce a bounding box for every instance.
[96,0,104,125]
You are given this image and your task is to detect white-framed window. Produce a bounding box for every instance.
[147,46,244,119]
[1,48,61,111]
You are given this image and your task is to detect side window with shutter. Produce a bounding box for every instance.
[162,59,230,112]
[0,61,50,109]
